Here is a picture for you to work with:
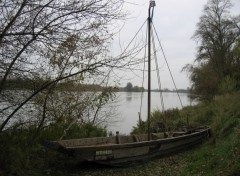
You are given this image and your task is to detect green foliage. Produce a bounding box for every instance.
[0,123,107,175]
[179,92,240,175]
[131,121,147,134]
[185,0,240,101]
[179,126,240,176]
[183,91,240,139]
[186,63,220,101]
[41,123,107,140]
[181,103,214,127]
[232,38,240,90]
[211,92,240,138]
[150,109,184,131]
[0,128,43,175]
[131,108,184,134]
[219,76,237,94]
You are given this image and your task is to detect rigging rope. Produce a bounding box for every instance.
[139,24,148,123]
[60,21,148,139]
[151,24,168,131]
[152,23,184,109]
[151,26,165,113]
[118,20,147,58]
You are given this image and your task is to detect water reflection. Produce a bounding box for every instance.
[126,92,132,102]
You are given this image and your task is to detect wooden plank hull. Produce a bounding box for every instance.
[44,128,210,166]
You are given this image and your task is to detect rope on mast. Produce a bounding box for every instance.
[139,25,148,124]
[152,23,184,109]
[151,26,165,113]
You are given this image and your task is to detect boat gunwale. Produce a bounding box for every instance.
[61,128,210,150]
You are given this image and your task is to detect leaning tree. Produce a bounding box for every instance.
[0,0,141,134]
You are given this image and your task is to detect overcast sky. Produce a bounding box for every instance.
[109,0,239,90]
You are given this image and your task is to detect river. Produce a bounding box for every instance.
[0,91,192,135]
[107,92,193,135]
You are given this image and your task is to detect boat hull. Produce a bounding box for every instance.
[45,128,210,166]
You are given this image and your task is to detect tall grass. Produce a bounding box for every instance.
[179,92,240,175]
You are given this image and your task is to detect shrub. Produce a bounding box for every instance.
[0,122,107,175]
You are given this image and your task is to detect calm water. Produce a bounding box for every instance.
[0,91,192,134]
[108,92,193,135]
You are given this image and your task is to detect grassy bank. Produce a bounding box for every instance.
[178,92,240,175]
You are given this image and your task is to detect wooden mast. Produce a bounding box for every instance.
[147,0,155,141]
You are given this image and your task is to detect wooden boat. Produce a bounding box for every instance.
[44,0,211,166]
[45,127,210,166]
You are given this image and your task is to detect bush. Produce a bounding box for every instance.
[131,108,185,134]
[42,123,107,140]
[211,92,240,138]
[181,103,214,128]
[0,123,107,175]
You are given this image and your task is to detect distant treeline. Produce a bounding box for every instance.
[1,78,109,92]
[1,78,189,93]
[151,88,190,93]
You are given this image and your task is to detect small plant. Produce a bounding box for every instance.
[131,108,186,134]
